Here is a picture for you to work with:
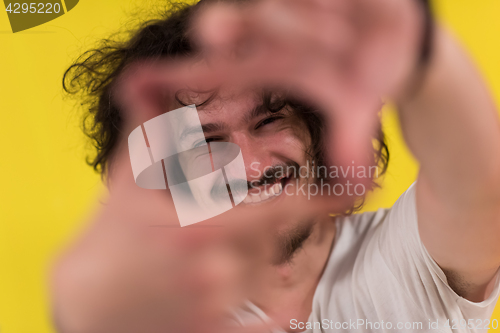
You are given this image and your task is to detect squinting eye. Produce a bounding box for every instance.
[194,137,222,148]
[205,137,220,143]
[256,116,284,129]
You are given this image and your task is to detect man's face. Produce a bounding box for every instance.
[172,87,318,257]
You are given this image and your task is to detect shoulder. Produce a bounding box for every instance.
[334,208,390,241]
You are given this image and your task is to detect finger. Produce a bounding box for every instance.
[112,58,227,129]
[193,0,354,66]
[325,93,383,192]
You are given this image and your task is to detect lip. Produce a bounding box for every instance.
[241,176,292,206]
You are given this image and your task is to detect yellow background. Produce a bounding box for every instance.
[1,0,499,332]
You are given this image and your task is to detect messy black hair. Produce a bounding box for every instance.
[63,0,389,193]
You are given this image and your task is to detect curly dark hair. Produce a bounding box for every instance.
[63,0,389,187]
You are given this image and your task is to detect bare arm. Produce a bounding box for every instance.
[398,26,500,302]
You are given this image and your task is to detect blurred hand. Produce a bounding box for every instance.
[192,0,424,171]
[51,146,282,333]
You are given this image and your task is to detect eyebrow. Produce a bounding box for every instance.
[180,122,227,141]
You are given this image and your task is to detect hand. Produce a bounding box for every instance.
[192,0,425,171]
[51,149,286,333]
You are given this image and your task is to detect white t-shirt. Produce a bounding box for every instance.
[231,183,500,332]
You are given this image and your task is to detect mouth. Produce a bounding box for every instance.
[242,175,292,205]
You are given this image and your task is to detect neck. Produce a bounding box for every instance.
[248,214,336,326]
[274,215,336,283]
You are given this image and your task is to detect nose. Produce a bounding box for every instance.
[231,133,274,182]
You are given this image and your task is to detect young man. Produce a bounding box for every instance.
[52,0,500,332]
